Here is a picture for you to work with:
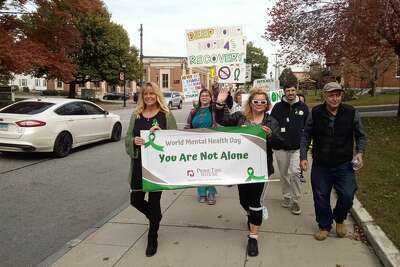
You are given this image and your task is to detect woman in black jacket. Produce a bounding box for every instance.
[215,87,278,257]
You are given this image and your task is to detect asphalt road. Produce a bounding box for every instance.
[0,104,191,267]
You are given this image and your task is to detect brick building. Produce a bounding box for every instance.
[142,56,210,92]
[342,57,400,91]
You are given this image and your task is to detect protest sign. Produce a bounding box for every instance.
[181,73,201,102]
[186,26,246,67]
[245,64,252,82]
[268,89,284,110]
[140,126,268,192]
[216,64,246,83]
[253,79,280,91]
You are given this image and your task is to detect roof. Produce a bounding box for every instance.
[19,98,88,104]
[143,56,186,59]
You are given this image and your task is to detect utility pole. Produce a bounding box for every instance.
[273,53,279,81]
[139,24,143,87]
[121,64,126,107]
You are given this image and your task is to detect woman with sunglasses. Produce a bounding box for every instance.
[185,88,218,204]
[215,87,278,257]
[125,82,177,257]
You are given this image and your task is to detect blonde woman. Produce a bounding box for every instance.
[215,87,279,257]
[125,82,177,257]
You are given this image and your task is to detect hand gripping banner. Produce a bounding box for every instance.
[140,126,268,192]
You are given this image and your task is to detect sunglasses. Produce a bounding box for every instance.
[251,99,268,105]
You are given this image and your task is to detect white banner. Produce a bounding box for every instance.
[186,26,246,67]
[216,64,246,83]
[140,127,268,192]
[181,73,201,102]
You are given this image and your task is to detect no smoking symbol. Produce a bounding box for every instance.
[218,66,231,80]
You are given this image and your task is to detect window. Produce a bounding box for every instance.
[94,81,100,88]
[43,80,47,87]
[81,102,104,115]
[0,101,54,114]
[57,80,63,88]
[79,82,85,88]
[20,79,27,87]
[162,74,168,88]
[35,79,40,87]
[396,56,400,78]
[163,92,172,98]
[55,102,87,116]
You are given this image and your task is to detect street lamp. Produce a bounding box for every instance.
[121,64,126,107]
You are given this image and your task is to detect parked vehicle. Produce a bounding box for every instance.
[0,98,121,157]
[163,91,183,109]
[103,92,130,100]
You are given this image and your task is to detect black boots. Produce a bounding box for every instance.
[145,234,158,257]
[247,236,259,257]
[146,218,160,257]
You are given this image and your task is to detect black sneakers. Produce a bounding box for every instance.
[247,236,259,257]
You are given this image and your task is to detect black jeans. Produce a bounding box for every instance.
[311,161,357,230]
[130,190,162,236]
[238,182,267,226]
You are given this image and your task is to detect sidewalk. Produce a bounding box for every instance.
[43,169,382,267]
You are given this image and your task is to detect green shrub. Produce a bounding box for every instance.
[343,89,357,101]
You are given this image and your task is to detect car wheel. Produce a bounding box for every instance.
[53,132,72,158]
[168,102,173,109]
[178,101,183,109]
[110,122,122,141]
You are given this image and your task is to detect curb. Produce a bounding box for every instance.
[351,197,400,267]
[35,201,130,267]
[354,104,398,109]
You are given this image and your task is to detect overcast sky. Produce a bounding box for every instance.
[103,0,281,75]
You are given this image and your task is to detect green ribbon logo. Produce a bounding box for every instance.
[144,133,164,152]
[152,119,159,127]
[234,68,240,81]
[246,167,266,181]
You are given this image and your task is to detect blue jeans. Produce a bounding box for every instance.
[311,161,357,231]
[197,186,217,197]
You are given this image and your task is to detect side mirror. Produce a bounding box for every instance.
[103,110,109,115]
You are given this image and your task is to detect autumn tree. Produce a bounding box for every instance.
[266,0,400,113]
[266,0,399,63]
[0,0,103,83]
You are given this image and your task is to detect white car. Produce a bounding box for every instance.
[163,91,183,109]
[0,98,122,157]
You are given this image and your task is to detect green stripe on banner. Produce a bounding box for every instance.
[143,178,192,192]
[212,125,266,139]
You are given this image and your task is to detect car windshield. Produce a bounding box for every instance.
[0,101,55,114]
[163,92,172,97]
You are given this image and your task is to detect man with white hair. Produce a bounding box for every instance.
[300,82,367,241]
